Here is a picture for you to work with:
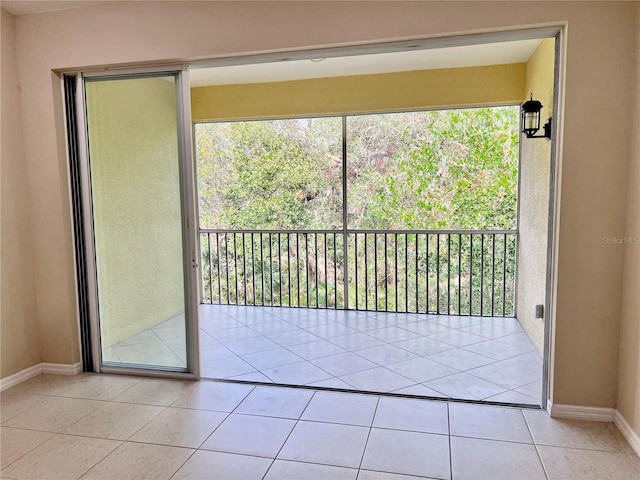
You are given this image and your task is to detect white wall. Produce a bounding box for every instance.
[5,2,639,438]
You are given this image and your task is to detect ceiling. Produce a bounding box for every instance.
[190,39,542,87]
[1,1,542,88]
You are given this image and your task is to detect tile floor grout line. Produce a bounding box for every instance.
[28,398,108,437]
[356,395,380,473]
[455,365,527,390]
[447,401,454,480]
[533,443,551,480]
[167,448,198,480]
[448,433,542,446]
[202,377,542,410]
[184,382,257,451]
[75,438,127,480]
[525,442,633,454]
[259,388,318,479]
[76,402,168,444]
[522,409,551,480]
[193,410,233,450]
[0,430,57,472]
[491,385,541,404]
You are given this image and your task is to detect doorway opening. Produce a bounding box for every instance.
[187,34,558,405]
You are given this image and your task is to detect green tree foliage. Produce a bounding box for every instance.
[197,118,342,229]
[197,106,518,231]
[348,107,518,230]
[196,107,519,315]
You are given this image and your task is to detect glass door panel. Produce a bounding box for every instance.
[85,73,191,371]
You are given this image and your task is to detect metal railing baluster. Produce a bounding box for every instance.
[324,233,328,308]
[268,233,273,306]
[436,234,440,315]
[315,234,319,308]
[480,234,485,316]
[491,234,496,317]
[287,233,291,306]
[227,233,232,304]
[260,233,264,306]
[374,233,378,311]
[365,234,369,311]
[242,233,247,305]
[296,233,301,307]
[354,233,359,309]
[305,234,309,308]
[447,234,451,315]
[458,234,462,315]
[405,234,408,313]
[233,233,239,305]
[215,233,221,304]
[426,234,430,314]
[503,233,507,316]
[335,233,338,309]
[415,233,420,313]
[384,233,388,312]
[469,234,473,315]
[251,233,256,306]
[207,233,213,304]
[394,233,398,312]
[278,233,282,307]
[199,228,516,317]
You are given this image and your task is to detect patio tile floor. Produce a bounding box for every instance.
[107,305,543,404]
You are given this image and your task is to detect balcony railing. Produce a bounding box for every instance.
[200,229,517,316]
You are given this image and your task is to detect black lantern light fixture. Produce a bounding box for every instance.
[521,94,552,139]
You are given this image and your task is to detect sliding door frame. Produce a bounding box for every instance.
[72,65,200,380]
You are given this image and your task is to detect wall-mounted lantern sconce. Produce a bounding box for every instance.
[521,94,552,139]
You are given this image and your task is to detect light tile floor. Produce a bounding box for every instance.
[108,305,543,404]
[1,373,639,480]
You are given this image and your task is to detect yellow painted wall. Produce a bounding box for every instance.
[617,13,640,443]
[5,1,640,444]
[86,77,185,347]
[516,38,556,355]
[0,9,43,378]
[191,64,525,121]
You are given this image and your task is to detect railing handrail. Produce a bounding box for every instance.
[199,227,518,235]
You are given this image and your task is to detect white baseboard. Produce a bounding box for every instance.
[614,410,640,458]
[0,362,82,392]
[41,362,83,375]
[0,364,43,392]
[550,403,616,422]
[549,403,640,458]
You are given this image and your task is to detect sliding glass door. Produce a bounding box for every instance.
[81,69,198,376]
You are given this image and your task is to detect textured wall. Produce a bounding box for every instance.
[516,39,556,354]
[191,63,525,120]
[86,77,185,347]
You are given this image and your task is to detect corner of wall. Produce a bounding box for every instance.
[616,2,640,450]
